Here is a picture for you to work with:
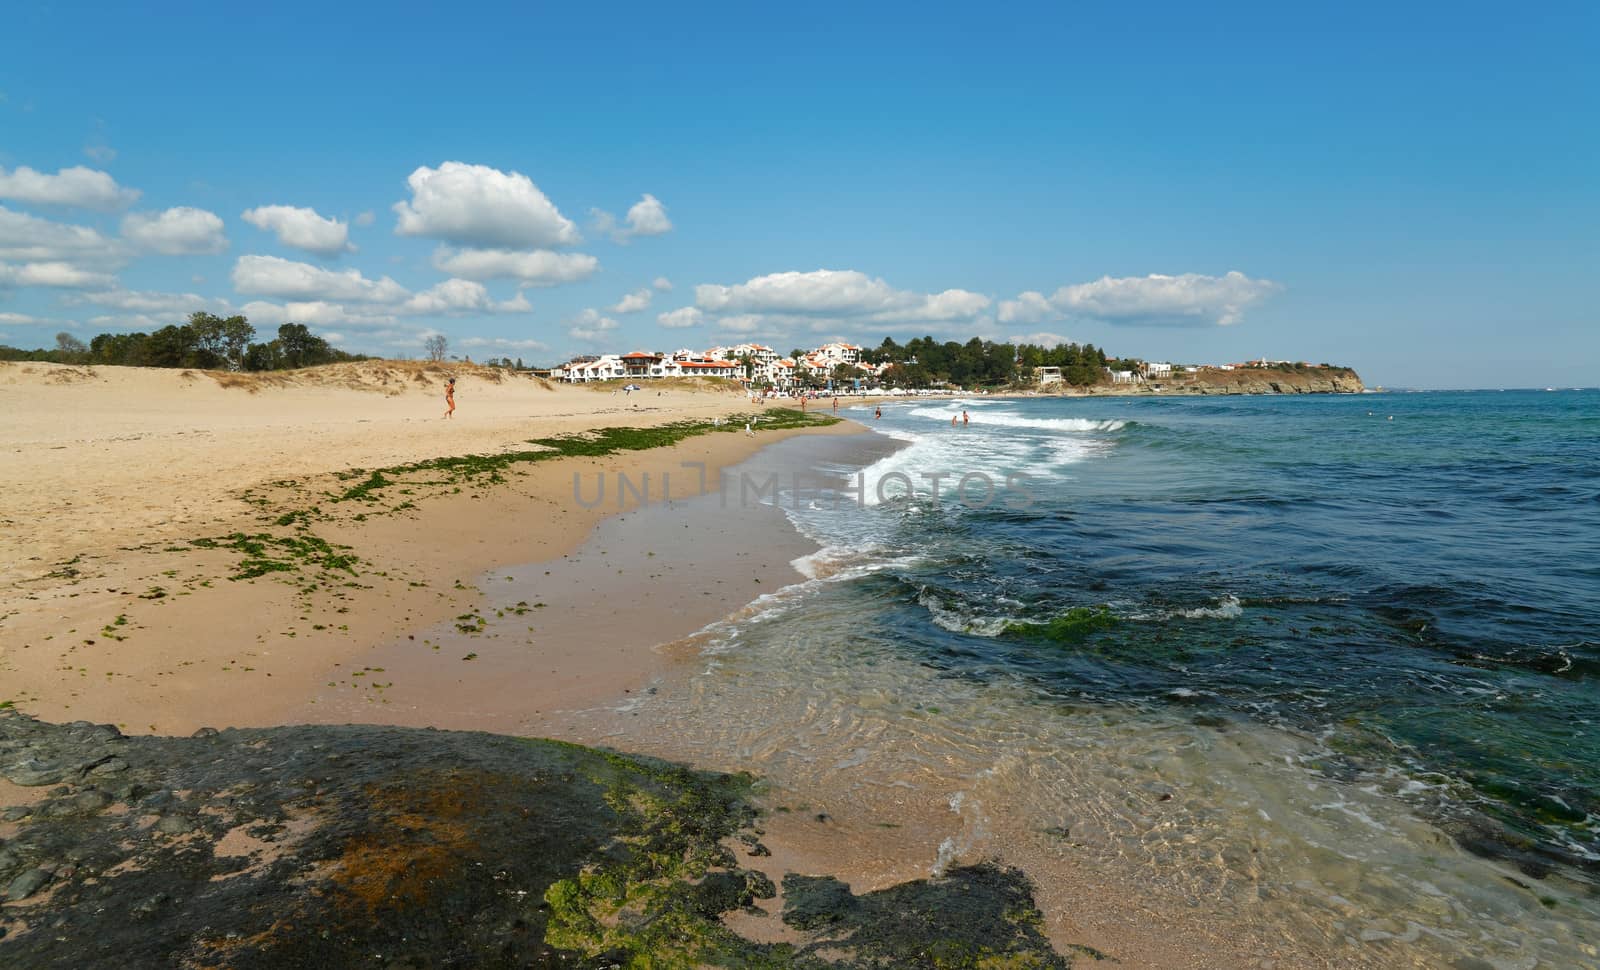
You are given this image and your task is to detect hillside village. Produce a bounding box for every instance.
[551,340,1359,393]
[556,342,874,387]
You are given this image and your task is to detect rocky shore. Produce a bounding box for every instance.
[0,710,1080,968]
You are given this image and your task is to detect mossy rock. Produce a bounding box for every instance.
[0,712,1081,969]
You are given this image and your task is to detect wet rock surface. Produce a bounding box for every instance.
[0,710,1074,968]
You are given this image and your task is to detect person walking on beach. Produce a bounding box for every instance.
[832,396,839,413]
[443,377,456,419]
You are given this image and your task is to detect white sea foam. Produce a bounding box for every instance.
[917,588,1016,637]
[1176,595,1244,619]
[906,404,1127,433]
[792,544,926,582]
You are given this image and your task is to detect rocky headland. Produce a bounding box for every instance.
[1060,365,1366,396]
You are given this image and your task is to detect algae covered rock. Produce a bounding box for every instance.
[0,710,1077,968]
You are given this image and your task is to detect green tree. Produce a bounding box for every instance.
[186,312,255,370]
[276,323,332,369]
[143,324,201,367]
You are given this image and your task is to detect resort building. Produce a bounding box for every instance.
[554,340,867,388]
[707,343,780,365]
[812,342,863,365]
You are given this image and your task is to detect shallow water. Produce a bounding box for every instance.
[573,391,1600,966]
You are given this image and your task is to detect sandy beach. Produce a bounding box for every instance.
[0,360,858,734]
[1,361,1420,968]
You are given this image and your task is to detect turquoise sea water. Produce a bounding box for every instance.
[585,389,1600,965]
[835,390,1600,877]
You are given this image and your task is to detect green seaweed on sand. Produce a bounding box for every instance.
[327,410,839,504]
[189,531,359,581]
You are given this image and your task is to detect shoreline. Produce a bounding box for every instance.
[274,434,869,733]
[0,361,862,734]
[0,361,1443,967]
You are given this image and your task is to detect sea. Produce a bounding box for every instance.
[575,389,1600,967]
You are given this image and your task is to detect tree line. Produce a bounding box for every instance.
[857,336,1111,388]
[0,314,367,371]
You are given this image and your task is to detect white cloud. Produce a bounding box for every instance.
[652,276,673,291]
[697,269,897,315]
[0,261,118,289]
[75,288,214,315]
[610,288,652,314]
[591,193,673,243]
[0,205,128,268]
[84,145,117,164]
[231,254,408,303]
[0,164,140,210]
[693,269,991,329]
[400,278,529,316]
[85,313,172,331]
[1008,331,1074,348]
[0,311,48,325]
[353,210,376,227]
[567,307,618,342]
[656,306,703,329]
[393,161,580,249]
[459,335,549,353]
[241,205,352,256]
[624,194,671,237]
[122,207,229,255]
[997,291,1053,325]
[915,288,993,321]
[716,314,764,333]
[431,246,598,286]
[236,299,398,329]
[1006,271,1280,327]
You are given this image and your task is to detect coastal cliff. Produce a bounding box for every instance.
[1060,365,1365,396]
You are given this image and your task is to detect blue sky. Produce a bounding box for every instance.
[1,1,1594,388]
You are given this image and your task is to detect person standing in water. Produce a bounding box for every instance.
[962,409,970,426]
[874,406,882,420]
[443,377,456,419]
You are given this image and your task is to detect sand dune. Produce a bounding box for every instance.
[0,360,751,587]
